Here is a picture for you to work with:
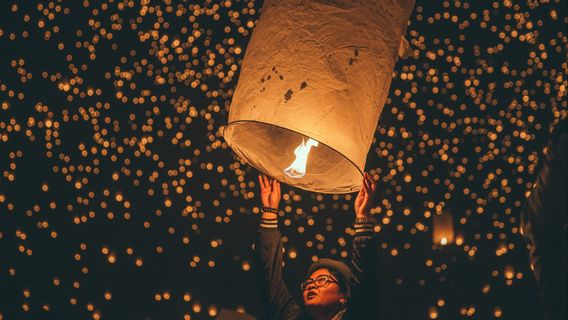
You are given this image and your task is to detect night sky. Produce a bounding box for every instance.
[0,0,566,319]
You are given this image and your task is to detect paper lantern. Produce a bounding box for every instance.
[432,211,455,246]
[223,0,415,193]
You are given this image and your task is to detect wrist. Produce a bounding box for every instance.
[261,212,277,220]
[355,213,372,219]
[355,215,375,223]
[261,206,278,220]
[260,207,278,229]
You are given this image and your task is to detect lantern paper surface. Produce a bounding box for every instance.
[224,0,415,193]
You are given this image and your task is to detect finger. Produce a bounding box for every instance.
[276,180,281,195]
[363,175,372,193]
[258,174,265,190]
[365,181,373,198]
[360,198,368,209]
[367,178,376,204]
[360,177,367,195]
[263,175,270,189]
[359,175,367,194]
[365,173,377,193]
[363,185,370,198]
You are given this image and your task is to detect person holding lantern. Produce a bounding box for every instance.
[520,119,567,320]
[254,173,380,320]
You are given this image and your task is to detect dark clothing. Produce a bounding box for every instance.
[254,226,380,320]
[520,123,567,320]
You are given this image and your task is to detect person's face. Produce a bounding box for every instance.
[302,268,345,310]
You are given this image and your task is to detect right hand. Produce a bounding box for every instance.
[354,172,377,219]
[258,174,281,209]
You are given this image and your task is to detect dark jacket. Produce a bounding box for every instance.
[520,122,567,320]
[254,221,380,320]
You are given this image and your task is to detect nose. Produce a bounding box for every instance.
[305,282,316,291]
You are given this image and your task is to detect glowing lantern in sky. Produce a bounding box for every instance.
[432,211,455,246]
[223,0,416,193]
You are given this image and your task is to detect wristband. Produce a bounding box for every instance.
[261,206,279,214]
[260,217,278,229]
[353,216,376,234]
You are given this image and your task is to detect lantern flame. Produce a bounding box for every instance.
[284,138,319,178]
[440,237,448,246]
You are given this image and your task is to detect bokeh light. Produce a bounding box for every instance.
[0,0,566,319]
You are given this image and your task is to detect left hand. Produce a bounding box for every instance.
[354,172,377,218]
[258,174,281,209]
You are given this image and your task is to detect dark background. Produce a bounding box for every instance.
[0,0,566,319]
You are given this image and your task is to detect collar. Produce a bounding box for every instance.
[331,309,346,320]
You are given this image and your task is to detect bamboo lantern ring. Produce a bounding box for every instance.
[223,0,416,194]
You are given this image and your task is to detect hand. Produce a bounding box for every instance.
[354,172,377,218]
[258,174,281,209]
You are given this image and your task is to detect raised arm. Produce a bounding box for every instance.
[254,174,302,320]
[348,173,380,317]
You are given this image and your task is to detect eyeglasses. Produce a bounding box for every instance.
[300,275,338,291]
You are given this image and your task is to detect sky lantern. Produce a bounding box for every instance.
[224,0,416,193]
[432,211,455,246]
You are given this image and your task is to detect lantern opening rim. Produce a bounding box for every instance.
[223,120,365,194]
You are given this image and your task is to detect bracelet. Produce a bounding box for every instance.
[355,216,375,224]
[261,206,279,214]
[353,216,375,234]
[260,217,278,229]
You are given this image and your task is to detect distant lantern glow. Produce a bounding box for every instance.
[284,138,319,178]
[433,211,455,245]
[224,0,416,193]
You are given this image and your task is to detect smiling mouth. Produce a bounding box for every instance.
[306,291,317,299]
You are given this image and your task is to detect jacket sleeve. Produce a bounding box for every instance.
[254,218,302,320]
[520,124,567,320]
[347,221,380,318]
